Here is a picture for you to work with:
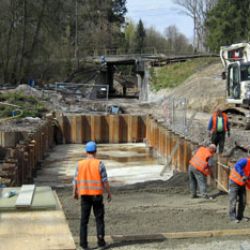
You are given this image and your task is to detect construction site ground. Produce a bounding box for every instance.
[3,61,250,249]
[34,143,250,250]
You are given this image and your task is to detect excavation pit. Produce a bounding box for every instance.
[35,143,250,249]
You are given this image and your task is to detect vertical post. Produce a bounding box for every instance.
[75,0,79,70]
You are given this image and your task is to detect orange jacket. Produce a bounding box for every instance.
[229,159,250,189]
[76,158,103,195]
[211,112,229,132]
[189,147,212,176]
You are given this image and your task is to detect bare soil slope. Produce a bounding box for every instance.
[155,62,226,113]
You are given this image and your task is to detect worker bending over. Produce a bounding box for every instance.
[208,107,230,153]
[188,144,217,199]
[229,158,250,223]
[73,141,112,250]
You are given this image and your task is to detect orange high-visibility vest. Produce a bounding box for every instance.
[229,159,250,188]
[189,147,212,176]
[212,112,228,132]
[76,158,103,195]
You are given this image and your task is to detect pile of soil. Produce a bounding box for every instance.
[153,63,226,113]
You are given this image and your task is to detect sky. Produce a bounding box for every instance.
[126,0,194,40]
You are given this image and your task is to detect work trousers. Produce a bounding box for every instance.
[80,195,105,248]
[188,165,207,197]
[229,181,246,220]
[211,132,225,153]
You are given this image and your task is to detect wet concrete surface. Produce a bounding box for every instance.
[34,143,172,187]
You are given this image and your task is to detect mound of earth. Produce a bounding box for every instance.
[152,62,226,113]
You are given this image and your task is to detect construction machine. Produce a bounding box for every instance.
[220,42,250,128]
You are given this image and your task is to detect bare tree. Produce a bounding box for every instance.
[174,0,218,52]
[164,25,192,55]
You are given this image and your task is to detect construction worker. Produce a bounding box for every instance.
[188,144,217,199]
[229,158,250,223]
[208,107,230,153]
[73,141,112,250]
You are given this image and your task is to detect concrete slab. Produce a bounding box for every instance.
[0,209,76,250]
[35,143,172,187]
[15,184,35,208]
[0,186,58,211]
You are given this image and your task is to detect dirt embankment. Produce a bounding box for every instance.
[150,62,225,113]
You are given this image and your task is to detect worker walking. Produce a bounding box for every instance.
[188,144,217,199]
[73,141,112,250]
[229,158,250,223]
[208,107,230,153]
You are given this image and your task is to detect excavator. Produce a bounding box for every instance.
[220,42,250,129]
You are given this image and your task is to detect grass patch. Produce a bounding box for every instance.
[150,57,219,91]
[0,91,47,119]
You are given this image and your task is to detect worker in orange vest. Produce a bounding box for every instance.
[229,158,250,223]
[208,107,230,153]
[73,141,112,250]
[188,144,217,199]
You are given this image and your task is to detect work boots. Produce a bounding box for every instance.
[97,237,107,249]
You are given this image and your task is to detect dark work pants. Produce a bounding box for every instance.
[188,165,207,197]
[211,132,225,153]
[229,181,246,220]
[80,195,105,248]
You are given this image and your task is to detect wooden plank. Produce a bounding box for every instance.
[88,228,250,244]
[15,184,35,208]
[0,210,76,250]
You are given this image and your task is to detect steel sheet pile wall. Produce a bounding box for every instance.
[145,115,192,173]
[0,120,54,186]
[59,115,146,144]
[0,113,237,197]
[145,115,237,197]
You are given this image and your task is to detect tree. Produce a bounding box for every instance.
[145,27,169,54]
[164,25,192,54]
[205,0,250,52]
[173,0,218,52]
[124,19,136,52]
[0,0,127,83]
[135,19,146,53]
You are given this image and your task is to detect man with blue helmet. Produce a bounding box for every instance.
[73,141,112,250]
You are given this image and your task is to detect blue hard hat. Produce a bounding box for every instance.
[85,141,97,152]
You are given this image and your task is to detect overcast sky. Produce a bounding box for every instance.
[126,0,194,40]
